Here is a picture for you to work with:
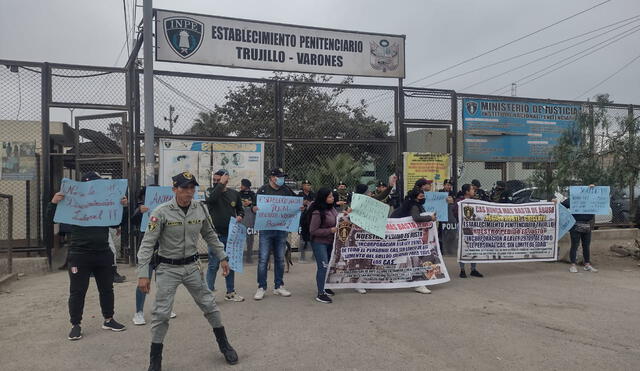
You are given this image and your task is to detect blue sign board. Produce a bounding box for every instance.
[54,178,128,227]
[462,98,580,162]
[226,217,247,273]
[254,195,303,232]
[569,186,610,215]
[140,186,175,232]
[557,203,576,239]
[424,192,448,222]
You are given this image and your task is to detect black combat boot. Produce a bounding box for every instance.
[148,343,163,371]
[213,327,238,365]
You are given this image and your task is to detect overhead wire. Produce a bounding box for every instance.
[573,52,640,99]
[425,14,640,88]
[487,26,640,94]
[407,0,612,86]
[463,23,640,92]
[122,0,130,56]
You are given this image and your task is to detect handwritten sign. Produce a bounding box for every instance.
[54,178,128,227]
[557,203,576,239]
[569,186,610,214]
[140,186,175,232]
[424,192,449,222]
[349,193,390,238]
[254,195,303,232]
[226,217,247,273]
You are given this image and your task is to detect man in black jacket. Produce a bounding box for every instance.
[205,169,245,302]
[47,171,128,340]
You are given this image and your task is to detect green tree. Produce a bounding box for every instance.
[186,74,394,186]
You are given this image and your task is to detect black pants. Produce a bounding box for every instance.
[569,229,592,264]
[68,251,115,325]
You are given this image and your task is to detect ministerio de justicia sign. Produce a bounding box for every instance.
[155,9,406,78]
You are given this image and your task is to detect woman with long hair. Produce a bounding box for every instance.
[308,187,339,303]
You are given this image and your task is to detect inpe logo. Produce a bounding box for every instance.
[466,101,478,115]
[164,16,204,59]
[370,39,399,72]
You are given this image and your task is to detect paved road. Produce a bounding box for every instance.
[1,250,639,371]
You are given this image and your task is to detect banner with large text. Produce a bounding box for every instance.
[324,216,450,289]
[457,200,558,263]
[155,9,405,78]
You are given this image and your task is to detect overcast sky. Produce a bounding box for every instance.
[1,0,639,105]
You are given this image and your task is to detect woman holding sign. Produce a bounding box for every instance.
[560,184,599,273]
[308,188,339,304]
[390,188,435,294]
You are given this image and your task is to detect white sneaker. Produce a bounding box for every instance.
[569,265,578,273]
[132,312,146,325]
[254,288,266,300]
[584,265,598,273]
[273,286,292,297]
[414,286,432,294]
[170,312,177,319]
[225,291,245,302]
[355,288,367,294]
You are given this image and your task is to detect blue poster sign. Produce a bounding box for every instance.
[423,192,449,222]
[54,178,128,227]
[140,186,175,232]
[226,217,247,273]
[254,195,303,232]
[569,186,610,215]
[462,98,580,162]
[557,203,576,239]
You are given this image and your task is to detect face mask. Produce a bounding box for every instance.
[275,177,285,186]
[418,199,426,205]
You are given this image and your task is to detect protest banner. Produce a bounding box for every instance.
[458,200,558,263]
[424,192,449,222]
[324,216,450,289]
[54,178,128,227]
[402,152,450,193]
[254,195,303,232]
[569,186,610,215]
[349,193,390,238]
[557,203,576,239]
[226,217,247,273]
[140,186,175,232]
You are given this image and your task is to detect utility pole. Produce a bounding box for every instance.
[510,83,517,97]
[143,0,154,185]
[163,105,179,134]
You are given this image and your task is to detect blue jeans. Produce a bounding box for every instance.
[459,262,477,270]
[207,235,235,294]
[311,242,331,295]
[257,230,287,289]
[135,265,154,313]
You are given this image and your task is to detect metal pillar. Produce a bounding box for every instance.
[143,0,155,185]
[41,62,52,269]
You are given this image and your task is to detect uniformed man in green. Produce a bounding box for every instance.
[137,171,238,370]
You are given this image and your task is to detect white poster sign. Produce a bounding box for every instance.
[155,9,405,78]
[159,139,264,191]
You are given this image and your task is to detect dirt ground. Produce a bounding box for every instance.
[1,245,640,371]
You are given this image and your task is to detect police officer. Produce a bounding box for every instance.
[333,181,351,212]
[137,171,238,370]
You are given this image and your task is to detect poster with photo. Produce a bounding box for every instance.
[1,141,36,181]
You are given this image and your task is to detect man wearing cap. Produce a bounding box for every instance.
[297,180,315,262]
[471,179,489,201]
[239,179,257,263]
[253,168,297,300]
[372,175,399,208]
[204,169,245,302]
[137,171,238,369]
[47,171,128,341]
[490,181,511,203]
